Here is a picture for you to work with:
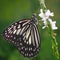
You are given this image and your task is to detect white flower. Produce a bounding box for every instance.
[39,9,54,21]
[45,9,54,17]
[42,20,47,29]
[39,9,47,21]
[39,9,58,30]
[50,21,58,30]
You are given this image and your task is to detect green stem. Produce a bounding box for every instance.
[39,0,46,9]
[48,24,59,60]
[51,33,59,60]
[39,0,59,59]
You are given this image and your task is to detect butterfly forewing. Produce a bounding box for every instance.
[3,19,30,43]
[3,18,40,57]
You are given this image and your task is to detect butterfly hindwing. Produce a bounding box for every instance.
[3,19,40,57]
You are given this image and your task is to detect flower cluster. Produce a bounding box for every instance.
[39,9,58,30]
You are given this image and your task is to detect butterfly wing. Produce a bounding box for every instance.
[3,19,40,57]
[3,19,30,43]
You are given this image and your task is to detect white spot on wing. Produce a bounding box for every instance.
[17,24,20,28]
[7,36,9,37]
[22,20,30,26]
[21,47,24,49]
[25,48,28,51]
[29,36,31,45]
[11,35,13,37]
[13,30,17,34]
[27,41,28,44]
[16,29,21,35]
[12,41,14,43]
[15,23,17,25]
[13,26,16,31]
[14,37,16,39]
[5,32,7,35]
[20,27,25,35]
[26,29,30,39]
[20,43,22,45]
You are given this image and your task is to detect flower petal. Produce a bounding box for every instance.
[45,9,54,17]
[42,26,46,29]
[51,21,58,30]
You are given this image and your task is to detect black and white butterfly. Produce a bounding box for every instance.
[3,14,40,58]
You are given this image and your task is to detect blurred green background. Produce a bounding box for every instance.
[0,0,60,60]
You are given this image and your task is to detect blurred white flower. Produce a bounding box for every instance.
[39,9,47,21]
[39,9,54,21]
[45,9,54,18]
[50,21,58,30]
[39,9,58,30]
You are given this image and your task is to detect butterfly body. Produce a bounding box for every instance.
[3,14,40,57]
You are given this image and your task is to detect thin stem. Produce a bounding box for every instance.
[51,33,59,60]
[39,0,46,9]
[48,23,59,60]
[38,0,59,60]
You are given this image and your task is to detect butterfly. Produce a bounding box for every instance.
[3,14,40,58]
